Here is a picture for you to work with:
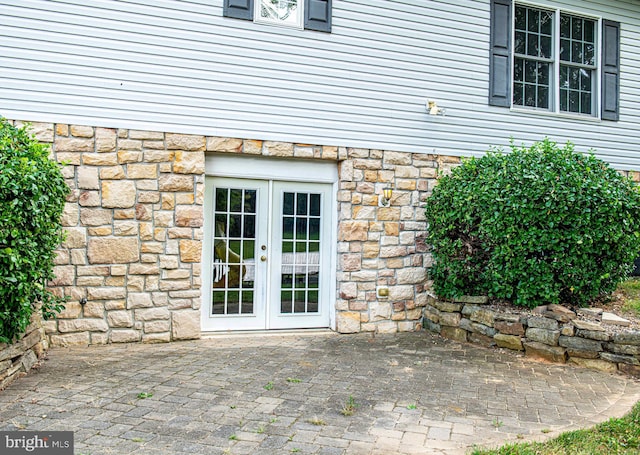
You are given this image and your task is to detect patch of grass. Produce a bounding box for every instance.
[228,434,238,441]
[286,377,302,383]
[341,396,357,416]
[407,404,417,410]
[136,392,153,399]
[270,417,278,423]
[471,401,640,454]
[256,425,265,434]
[264,381,274,391]
[307,417,326,426]
[619,277,640,317]
[492,417,504,429]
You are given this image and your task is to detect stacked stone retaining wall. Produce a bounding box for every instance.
[0,314,47,390]
[424,297,640,377]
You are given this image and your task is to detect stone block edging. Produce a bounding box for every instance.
[0,313,48,390]
[423,297,640,377]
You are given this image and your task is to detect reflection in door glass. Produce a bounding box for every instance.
[280,191,321,314]
[212,187,257,316]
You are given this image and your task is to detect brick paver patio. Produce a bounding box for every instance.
[1,331,639,454]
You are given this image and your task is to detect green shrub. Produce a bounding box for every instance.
[425,138,640,308]
[0,118,68,343]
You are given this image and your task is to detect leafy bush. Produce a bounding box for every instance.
[425,138,640,308]
[0,118,68,343]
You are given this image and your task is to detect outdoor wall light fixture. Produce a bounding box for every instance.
[379,186,393,207]
[427,99,446,116]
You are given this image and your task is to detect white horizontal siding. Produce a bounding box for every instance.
[1,0,640,169]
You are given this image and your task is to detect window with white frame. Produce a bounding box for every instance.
[224,0,332,33]
[255,0,302,28]
[512,4,598,116]
[489,0,619,121]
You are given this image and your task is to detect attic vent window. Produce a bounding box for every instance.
[256,0,302,29]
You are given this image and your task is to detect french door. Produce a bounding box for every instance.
[202,177,332,331]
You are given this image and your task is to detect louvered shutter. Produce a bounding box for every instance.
[601,20,620,121]
[223,0,253,20]
[305,0,331,32]
[489,0,512,107]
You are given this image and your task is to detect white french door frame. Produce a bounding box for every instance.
[202,154,338,332]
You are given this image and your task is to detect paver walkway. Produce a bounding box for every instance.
[1,331,639,455]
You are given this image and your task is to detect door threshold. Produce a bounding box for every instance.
[201,328,335,339]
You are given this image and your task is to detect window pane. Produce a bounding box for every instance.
[283,192,294,215]
[560,15,570,38]
[212,291,225,314]
[528,9,539,32]
[538,87,549,109]
[244,190,256,213]
[243,215,255,239]
[527,33,539,57]
[540,36,552,59]
[229,189,243,212]
[281,291,293,313]
[309,194,321,216]
[515,6,526,31]
[560,39,570,62]
[513,83,524,106]
[515,32,525,54]
[229,214,242,237]
[525,60,537,83]
[538,63,549,86]
[514,59,524,82]
[540,12,553,36]
[214,214,227,236]
[585,44,595,66]
[525,84,536,107]
[309,218,320,239]
[560,89,568,111]
[572,41,582,64]
[240,291,253,314]
[296,218,308,239]
[569,91,579,112]
[259,0,300,27]
[296,193,308,215]
[581,92,592,115]
[572,17,582,39]
[584,20,594,42]
[215,188,228,212]
[282,217,294,239]
[580,69,591,92]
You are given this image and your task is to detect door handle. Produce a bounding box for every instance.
[260,255,267,262]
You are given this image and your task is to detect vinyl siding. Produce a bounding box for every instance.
[1,0,640,169]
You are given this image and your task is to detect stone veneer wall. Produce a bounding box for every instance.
[424,298,640,377]
[0,312,47,390]
[11,119,464,344]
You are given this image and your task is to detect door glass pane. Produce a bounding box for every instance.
[279,191,322,315]
[212,186,257,316]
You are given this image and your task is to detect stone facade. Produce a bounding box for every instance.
[16,119,461,343]
[14,119,640,345]
[424,298,640,377]
[16,121,205,345]
[0,312,47,390]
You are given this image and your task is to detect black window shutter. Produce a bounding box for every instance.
[601,20,620,121]
[304,0,332,32]
[224,0,253,20]
[489,0,512,107]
